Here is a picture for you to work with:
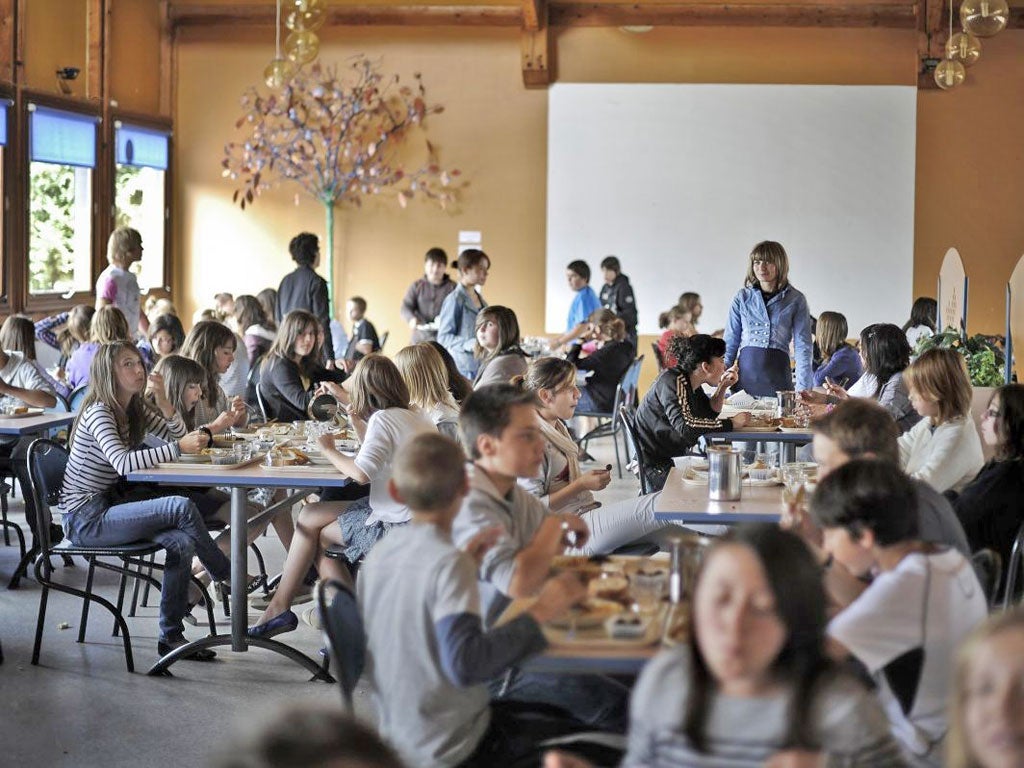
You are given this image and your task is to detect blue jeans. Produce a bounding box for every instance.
[489,667,629,733]
[64,495,231,641]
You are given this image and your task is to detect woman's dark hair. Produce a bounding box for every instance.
[669,334,726,374]
[148,313,185,356]
[684,524,831,753]
[474,305,521,361]
[809,459,919,546]
[993,384,1024,461]
[256,288,278,331]
[566,260,591,282]
[0,315,36,359]
[427,341,473,405]
[181,320,238,408]
[269,310,319,372]
[859,323,911,399]
[149,354,206,431]
[288,232,319,266]
[235,295,268,333]
[455,248,489,273]
[903,297,938,333]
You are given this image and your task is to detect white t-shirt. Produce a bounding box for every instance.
[898,416,985,494]
[96,264,141,333]
[354,407,435,525]
[828,549,988,767]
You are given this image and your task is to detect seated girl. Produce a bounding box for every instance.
[247,355,435,638]
[948,609,1024,768]
[36,304,94,385]
[812,310,862,388]
[635,335,750,492]
[656,305,696,370]
[899,347,984,493]
[516,358,686,552]
[427,340,473,405]
[392,343,461,439]
[258,310,346,423]
[181,320,249,434]
[950,384,1024,568]
[143,313,186,365]
[66,305,147,390]
[547,525,906,768]
[802,323,920,433]
[567,309,633,414]
[58,342,230,660]
[234,294,277,369]
[1,315,68,399]
[472,305,528,388]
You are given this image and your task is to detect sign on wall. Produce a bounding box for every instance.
[938,247,968,334]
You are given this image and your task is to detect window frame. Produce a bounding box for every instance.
[110,109,173,295]
[20,90,104,315]
[0,81,13,314]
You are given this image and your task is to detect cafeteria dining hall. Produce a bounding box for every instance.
[1,0,1024,766]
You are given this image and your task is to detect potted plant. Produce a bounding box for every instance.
[915,328,1006,387]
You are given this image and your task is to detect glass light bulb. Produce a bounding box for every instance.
[934,58,967,90]
[946,31,982,66]
[285,30,320,65]
[285,0,328,32]
[960,0,1008,37]
[264,57,296,89]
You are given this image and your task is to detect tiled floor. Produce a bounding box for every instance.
[0,435,641,767]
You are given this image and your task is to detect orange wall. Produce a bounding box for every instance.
[174,25,1024,386]
[109,0,163,114]
[23,0,88,96]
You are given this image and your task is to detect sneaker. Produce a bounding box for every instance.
[249,583,313,611]
[302,606,322,630]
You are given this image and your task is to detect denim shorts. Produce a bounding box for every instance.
[336,497,400,562]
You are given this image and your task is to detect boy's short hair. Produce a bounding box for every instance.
[288,232,319,266]
[107,226,142,265]
[424,247,448,266]
[566,260,591,282]
[392,433,467,512]
[459,384,540,460]
[600,256,621,274]
[348,296,368,313]
[809,459,919,546]
[810,399,899,464]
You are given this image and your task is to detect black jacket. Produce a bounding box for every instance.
[600,274,638,343]
[568,341,633,414]
[277,264,334,362]
[400,275,457,342]
[951,459,1024,567]
[258,354,345,422]
[635,369,732,471]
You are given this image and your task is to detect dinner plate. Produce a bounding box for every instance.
[546,598,621,630]
[176,454,211,464]
[0,407,45,419]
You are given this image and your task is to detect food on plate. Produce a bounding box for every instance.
[200,448,229,457]
[265,447,311,466]
[779,416,801,429]
[605,613,650,639]
[588,575,630,603]
[545,598,621,629]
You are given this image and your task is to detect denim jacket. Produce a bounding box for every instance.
[437,283,488,379]
[724,284,813,392]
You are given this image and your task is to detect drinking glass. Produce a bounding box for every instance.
[631,567,668,613]
[232,442,253,463]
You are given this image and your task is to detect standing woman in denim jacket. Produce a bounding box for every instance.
[724,241,813,397]
[436,249,490,379]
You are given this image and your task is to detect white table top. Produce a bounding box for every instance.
[654,466,784,524]
[126,462,350,488]
[0,411,75,435]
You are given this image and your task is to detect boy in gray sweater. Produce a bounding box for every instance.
[359,432,588,768]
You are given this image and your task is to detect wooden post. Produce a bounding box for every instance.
[521,0,550,87]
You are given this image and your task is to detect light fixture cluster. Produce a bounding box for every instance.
[264,0,329,89]
[934,0,1009,90]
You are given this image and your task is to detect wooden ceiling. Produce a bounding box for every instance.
[166,0,1024,88]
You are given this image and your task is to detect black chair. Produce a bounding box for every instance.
[28,438,215,672]
[650,342,665,373]
[970,548,1002,610]
[577,355,644,479]
[1002,522,1024,610]
[255,382,270,422]
[618,404,653,495]
[318,578,365,710]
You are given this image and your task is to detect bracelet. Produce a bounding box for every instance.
[198,426,213,446]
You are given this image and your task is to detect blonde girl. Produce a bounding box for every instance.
[65,305,140,390]
[393,343,460,438]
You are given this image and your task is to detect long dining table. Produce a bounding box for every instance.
[125,461,347,678]
[653,466,786,525]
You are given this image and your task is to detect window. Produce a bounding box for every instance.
[0,99,9,298]
[115,122,169,292]
[27,105,98,296]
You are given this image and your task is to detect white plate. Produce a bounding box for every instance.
[176,454,211,464]
[0,407,46,419]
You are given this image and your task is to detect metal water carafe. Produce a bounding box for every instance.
[707,446,742,501]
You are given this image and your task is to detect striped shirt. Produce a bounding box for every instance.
[59,402,186,516]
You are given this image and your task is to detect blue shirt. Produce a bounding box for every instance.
[812,345,863,388]
[567,286,601,332]
[724,284,814,392]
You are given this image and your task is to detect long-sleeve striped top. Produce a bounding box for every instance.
[59,402,186,516]
[34,311,69,352]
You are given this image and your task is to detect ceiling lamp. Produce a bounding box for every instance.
[264,0,296,89]
[285,0,328,32]
[945,30,982,66]
[285,29,320,66]
[960,0,1009,37]
[935,0,967,90]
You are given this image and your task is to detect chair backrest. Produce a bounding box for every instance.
[254,382,270,423]
[970,548,1002,609]
[52,393,71,413]
[27,438,70,559]
[1002,522,1024,610]
[378,330,389,352]
[611,355,645,419]
[68,385,89,412]
[318,578,366,710]
[618,404,651,495]
[651,342,665,373]
[246,354,265,408]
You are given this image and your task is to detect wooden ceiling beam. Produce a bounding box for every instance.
[169,4,522,27]
[549,3,917,27]
[522,0,545,30]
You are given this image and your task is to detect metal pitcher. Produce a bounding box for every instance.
[707,446,742,501]
[776,390,798,418]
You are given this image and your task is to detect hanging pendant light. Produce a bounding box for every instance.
[945,30,982,66]
[285,29,320,65]
[264,0,295,88]
[285,0,328,32]
[960,0,1009,37]
[936,0,967,90]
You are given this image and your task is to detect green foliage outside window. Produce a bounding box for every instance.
[28,163,76,294]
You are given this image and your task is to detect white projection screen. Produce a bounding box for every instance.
[545,84,918,338]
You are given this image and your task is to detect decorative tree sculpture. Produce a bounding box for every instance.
[223,55,460,307]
